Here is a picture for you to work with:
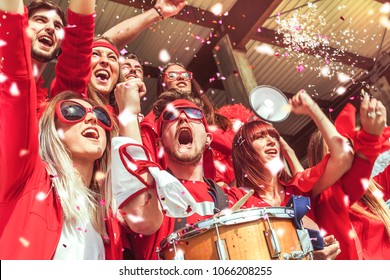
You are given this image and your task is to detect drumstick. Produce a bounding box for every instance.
[230,189,255,212]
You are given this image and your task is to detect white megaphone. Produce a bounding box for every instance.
[249,85,290,122]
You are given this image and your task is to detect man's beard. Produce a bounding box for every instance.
[31,45,60,63]
[164,144,205,165]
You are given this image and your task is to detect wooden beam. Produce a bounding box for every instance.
[109,0,219,29]
[251,27,375,70]
[187,30,225,91]
[223,0,281,50]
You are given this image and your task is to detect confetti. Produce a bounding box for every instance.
[159,49,171,63]
[36,191,47,201]
[211,3,223,16]
[95,171,106,181]
[19,237,30,247]
[19,149,29,157]
[335,86,346,95]
[57,128,65,139]
[255,43,275,56]
[0,73,7,83]
[10,82,20,96]
[265,157,284,176]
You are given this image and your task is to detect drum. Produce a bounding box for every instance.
[159,207,314,260]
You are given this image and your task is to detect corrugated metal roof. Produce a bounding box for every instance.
[29,0,390,157]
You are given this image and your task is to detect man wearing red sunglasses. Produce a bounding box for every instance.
[111,92,254,260]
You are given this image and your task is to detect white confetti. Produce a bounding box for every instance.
[10,82,20,96]
[265,157,284,176]
[19,237,30,247]
[255,44,275,56]
[159,49,171,63]
[0,73,7,83]
[211,3,223,16]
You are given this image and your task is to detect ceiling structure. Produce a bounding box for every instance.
[37,0,390,165]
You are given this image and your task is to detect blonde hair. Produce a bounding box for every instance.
[308,130,390,236]
[39,91,117,237]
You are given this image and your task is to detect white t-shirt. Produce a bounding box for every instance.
[53,216,105,260]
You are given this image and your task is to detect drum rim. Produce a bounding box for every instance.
[160,206,295,250]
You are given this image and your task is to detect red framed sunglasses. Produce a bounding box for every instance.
[164,71,193,80]
[55,100,113,131]
[162,107,204,123]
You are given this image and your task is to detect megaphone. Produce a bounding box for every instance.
[249,85,290,122]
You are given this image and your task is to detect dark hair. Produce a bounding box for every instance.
[156,62,232,131]
[124,53,143,68]
[153,89,205,120]
[27,0,67,27]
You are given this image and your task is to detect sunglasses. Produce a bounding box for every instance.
[162,107,204,123]
[56,100,113,131]
[165,71,193,81]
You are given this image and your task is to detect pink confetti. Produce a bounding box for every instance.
[296,64,305,72]
[99,199,106,206]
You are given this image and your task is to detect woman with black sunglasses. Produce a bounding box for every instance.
[0,1,122,260]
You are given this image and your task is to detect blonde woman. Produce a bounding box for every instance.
[308,95,390,259]
[0,0,121,259]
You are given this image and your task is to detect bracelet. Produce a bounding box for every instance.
[153,6,164,20]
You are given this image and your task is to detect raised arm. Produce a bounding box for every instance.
[289,90,353,197]
[49,0,96,98]
[0,3,39,199]
[339,94,387,203]
[103,0,186,50]
[113,80,163,235]
[0,0,23,14]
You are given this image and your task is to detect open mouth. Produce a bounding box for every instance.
[176,81,188,87]
[125,73,138,80]
[177,127,193,146]
[38,35,54,47]
[265,148,278,156]
[82,128,99,139]
[94,69,110,82]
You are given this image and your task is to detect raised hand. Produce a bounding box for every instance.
[114,78,146,115]
[360,93,387,136]
[154,0,187,18]
[289,89,317,116]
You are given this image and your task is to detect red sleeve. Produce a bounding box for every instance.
[286,155,330,192]
[0,8,39,202]
[49,9,95,98]
[210,127,234,155]
[339,156,373,205]
[374,164,390,201]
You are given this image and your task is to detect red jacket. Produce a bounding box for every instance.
[312,156,390,259]
[0,8,121,260]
